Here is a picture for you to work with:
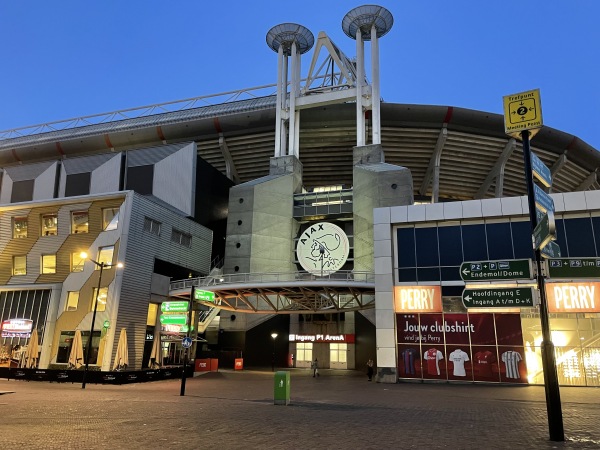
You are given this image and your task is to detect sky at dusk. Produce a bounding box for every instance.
[1,1,599,148]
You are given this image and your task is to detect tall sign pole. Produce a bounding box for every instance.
[504,89,564,441]
[180,288,194,396]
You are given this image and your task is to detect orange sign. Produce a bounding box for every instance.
[394,286,442,313]
[547,282,600,313]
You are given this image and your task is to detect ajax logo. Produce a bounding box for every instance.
[296,222,349,276]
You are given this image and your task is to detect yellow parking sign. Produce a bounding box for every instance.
[503,88,543,139]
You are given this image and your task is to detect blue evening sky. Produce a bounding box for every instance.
[1,1,599,149]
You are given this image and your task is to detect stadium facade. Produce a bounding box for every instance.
[0,6,599,386]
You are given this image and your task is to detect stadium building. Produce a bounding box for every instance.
[0,6,599,386]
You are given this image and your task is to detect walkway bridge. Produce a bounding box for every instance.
[169,270,375,314]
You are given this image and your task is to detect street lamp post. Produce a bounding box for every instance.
[271,332,278,372]
[81,253,122,389]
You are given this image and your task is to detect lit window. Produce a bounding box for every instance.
[41,213,58,236]
[12,217,28,238]
[12,255,26,276]
[71,211,89,234]
[144,217,161,236]
[92,287,108,312]
[147,303,158,327]
[41,254,56,274]
[97,246,115,268]
[71,252,86,272]
[66,291,79,311]
[102,208,119,231]
[172,229,192,248]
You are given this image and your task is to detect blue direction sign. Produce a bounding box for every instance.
[531,152,552,187]
[533,184,555,214]
[182,337,193,348]
[533,211,556,250]
[541,241,562,259]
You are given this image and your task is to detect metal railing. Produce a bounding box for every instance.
[170,270,374,291]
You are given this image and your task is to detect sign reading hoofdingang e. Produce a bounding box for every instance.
[462,287,536,308]
[460,259,534,282]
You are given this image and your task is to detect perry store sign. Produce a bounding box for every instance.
[394,286,442,313]
[547,282,600,313]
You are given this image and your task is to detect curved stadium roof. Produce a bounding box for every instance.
[0,94,598,200]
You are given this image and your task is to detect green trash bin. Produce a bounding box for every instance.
[274,371,290,405]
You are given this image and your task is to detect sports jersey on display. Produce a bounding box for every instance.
[424,348,444,375]
[401,348,419,375]
[448,349,470,376]
[475,350,495,377]
[501,350,522,379]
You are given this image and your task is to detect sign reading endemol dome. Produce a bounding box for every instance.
[503,88,543,139]
[546,282,600,313]
[394,286,442,313]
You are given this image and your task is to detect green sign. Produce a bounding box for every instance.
[541,241,561,259]
[161,301,189,312]
[159,314,188,325]
[460,259,533,281]
[547,258,600,278]
[462,287,536,308]
[103,320,110,329]
[533,212,556,250]
[194,289,216,302]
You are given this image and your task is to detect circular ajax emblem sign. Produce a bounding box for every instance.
[296,222,349,276]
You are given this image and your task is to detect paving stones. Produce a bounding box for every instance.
[0,369,598,449]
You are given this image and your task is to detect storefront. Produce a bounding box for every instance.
[374,192,600,386]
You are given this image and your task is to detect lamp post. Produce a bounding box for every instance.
[271,332,278,372]
[81,253,122,389]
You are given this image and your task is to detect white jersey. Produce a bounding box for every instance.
[501,351,522,379]
[448,349,470,377]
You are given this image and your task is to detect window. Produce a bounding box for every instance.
[92,287,108,312]
[13,217,28,238]
[71,211,89,234]
[12,255,26,275]
[144,217,161,236]
[147,303,158,327]
[65,291,79,311]
[172,229,192,248]
[296,343,313,362]
[97,246,115,268]
[103,208,120,231]
[71,252,86,272]
[41,213,58,236]
[41,254,56,274]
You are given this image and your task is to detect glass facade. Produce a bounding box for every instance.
[395,214,600,386]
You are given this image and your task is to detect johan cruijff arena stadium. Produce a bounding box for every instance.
[1,5,600,387]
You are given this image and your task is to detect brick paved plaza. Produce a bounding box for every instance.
[0,369,599,449]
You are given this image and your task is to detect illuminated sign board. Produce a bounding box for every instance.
[1,318,34,338]
[194,290,215,302]
[161,301,189,312]
[288,334,355,343]
[394,286,442,313]
[159,314,188,325]
[547,282,600,313]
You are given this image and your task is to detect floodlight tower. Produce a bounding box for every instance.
[266,23,314,158]
[342,5,393,146]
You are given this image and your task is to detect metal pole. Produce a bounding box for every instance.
[82,262,104,389]
[180,288,194,396]
[521,130,564,441]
